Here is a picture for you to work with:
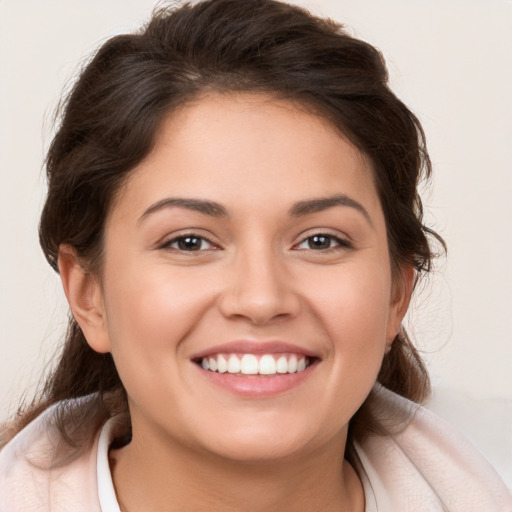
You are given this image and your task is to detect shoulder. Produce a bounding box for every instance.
[0,398,103,512]
[356,386,512,512]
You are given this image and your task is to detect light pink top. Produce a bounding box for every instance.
[1,387,511,511]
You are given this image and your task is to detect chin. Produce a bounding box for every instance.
[194,416,339,464]
[203,436,310,464]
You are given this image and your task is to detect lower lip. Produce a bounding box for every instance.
[195,363,318,398]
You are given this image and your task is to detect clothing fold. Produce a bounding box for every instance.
[1,387,510,511]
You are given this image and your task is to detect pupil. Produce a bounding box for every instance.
[309,235,330,249]
[178,237,201,251]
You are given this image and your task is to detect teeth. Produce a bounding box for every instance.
[259,354,276,375]
[200,353,311,376]
[227,354,241,373]
[276,356,288,374]
[217,354,228,373]
[240,354,259,374]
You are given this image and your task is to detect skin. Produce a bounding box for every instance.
[59,93,412,512]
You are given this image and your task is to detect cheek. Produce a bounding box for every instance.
[305,261,392,381]
[100,262,218,419]
[102,261,215,363]
[310,262,391,336]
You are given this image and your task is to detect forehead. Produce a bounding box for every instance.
[112,93,382,223]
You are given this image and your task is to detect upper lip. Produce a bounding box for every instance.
[190,340,320,360]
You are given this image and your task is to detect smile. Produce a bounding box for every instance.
[191,341,320,396]
[199,353,312,376]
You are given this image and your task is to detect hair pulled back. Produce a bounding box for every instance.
[7,0,444,455]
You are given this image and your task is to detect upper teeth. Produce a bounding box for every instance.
[200,354,309,375]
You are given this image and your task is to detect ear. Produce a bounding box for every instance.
[386,264,415,349]
[58,244,111,354]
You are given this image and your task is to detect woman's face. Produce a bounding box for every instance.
[88,93,410,462]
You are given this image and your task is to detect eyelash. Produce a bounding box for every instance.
[294,233,352,252]
[161,233,352,253]
[161,234,218,252]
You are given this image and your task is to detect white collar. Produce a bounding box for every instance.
[97,418,122,512]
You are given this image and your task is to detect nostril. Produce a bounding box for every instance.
[218,289,301,325]
[216,260,301,324]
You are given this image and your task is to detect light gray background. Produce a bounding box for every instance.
[1,0,511,480]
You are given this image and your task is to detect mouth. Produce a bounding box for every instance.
[190,341,320,396]
[193,353,318,376]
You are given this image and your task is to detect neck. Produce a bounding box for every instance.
[110,425,364,512]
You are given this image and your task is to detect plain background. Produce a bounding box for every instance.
[1,0,511,479]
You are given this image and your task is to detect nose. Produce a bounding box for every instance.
[218,247,301,325]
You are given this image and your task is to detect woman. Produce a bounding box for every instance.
[0,0,510,510]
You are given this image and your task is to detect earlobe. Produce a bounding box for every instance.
[386,264,415,346]
[58,244,111,354]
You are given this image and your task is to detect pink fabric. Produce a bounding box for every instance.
[1,389,511,511]
[0,401,101,511]
[355,386,512,511]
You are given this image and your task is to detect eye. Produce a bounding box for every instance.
[162,234,217,252]
[295,234,350,251]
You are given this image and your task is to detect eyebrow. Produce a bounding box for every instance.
[138,197,228,222]
[138,194,372,226]
[289,194,373,226]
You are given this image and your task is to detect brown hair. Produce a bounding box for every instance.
[2,0,444,458]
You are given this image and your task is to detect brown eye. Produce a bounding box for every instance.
[178,236,203,251]
[307,235,333,250]
[163,235,215,252]
[295,234,352,251]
